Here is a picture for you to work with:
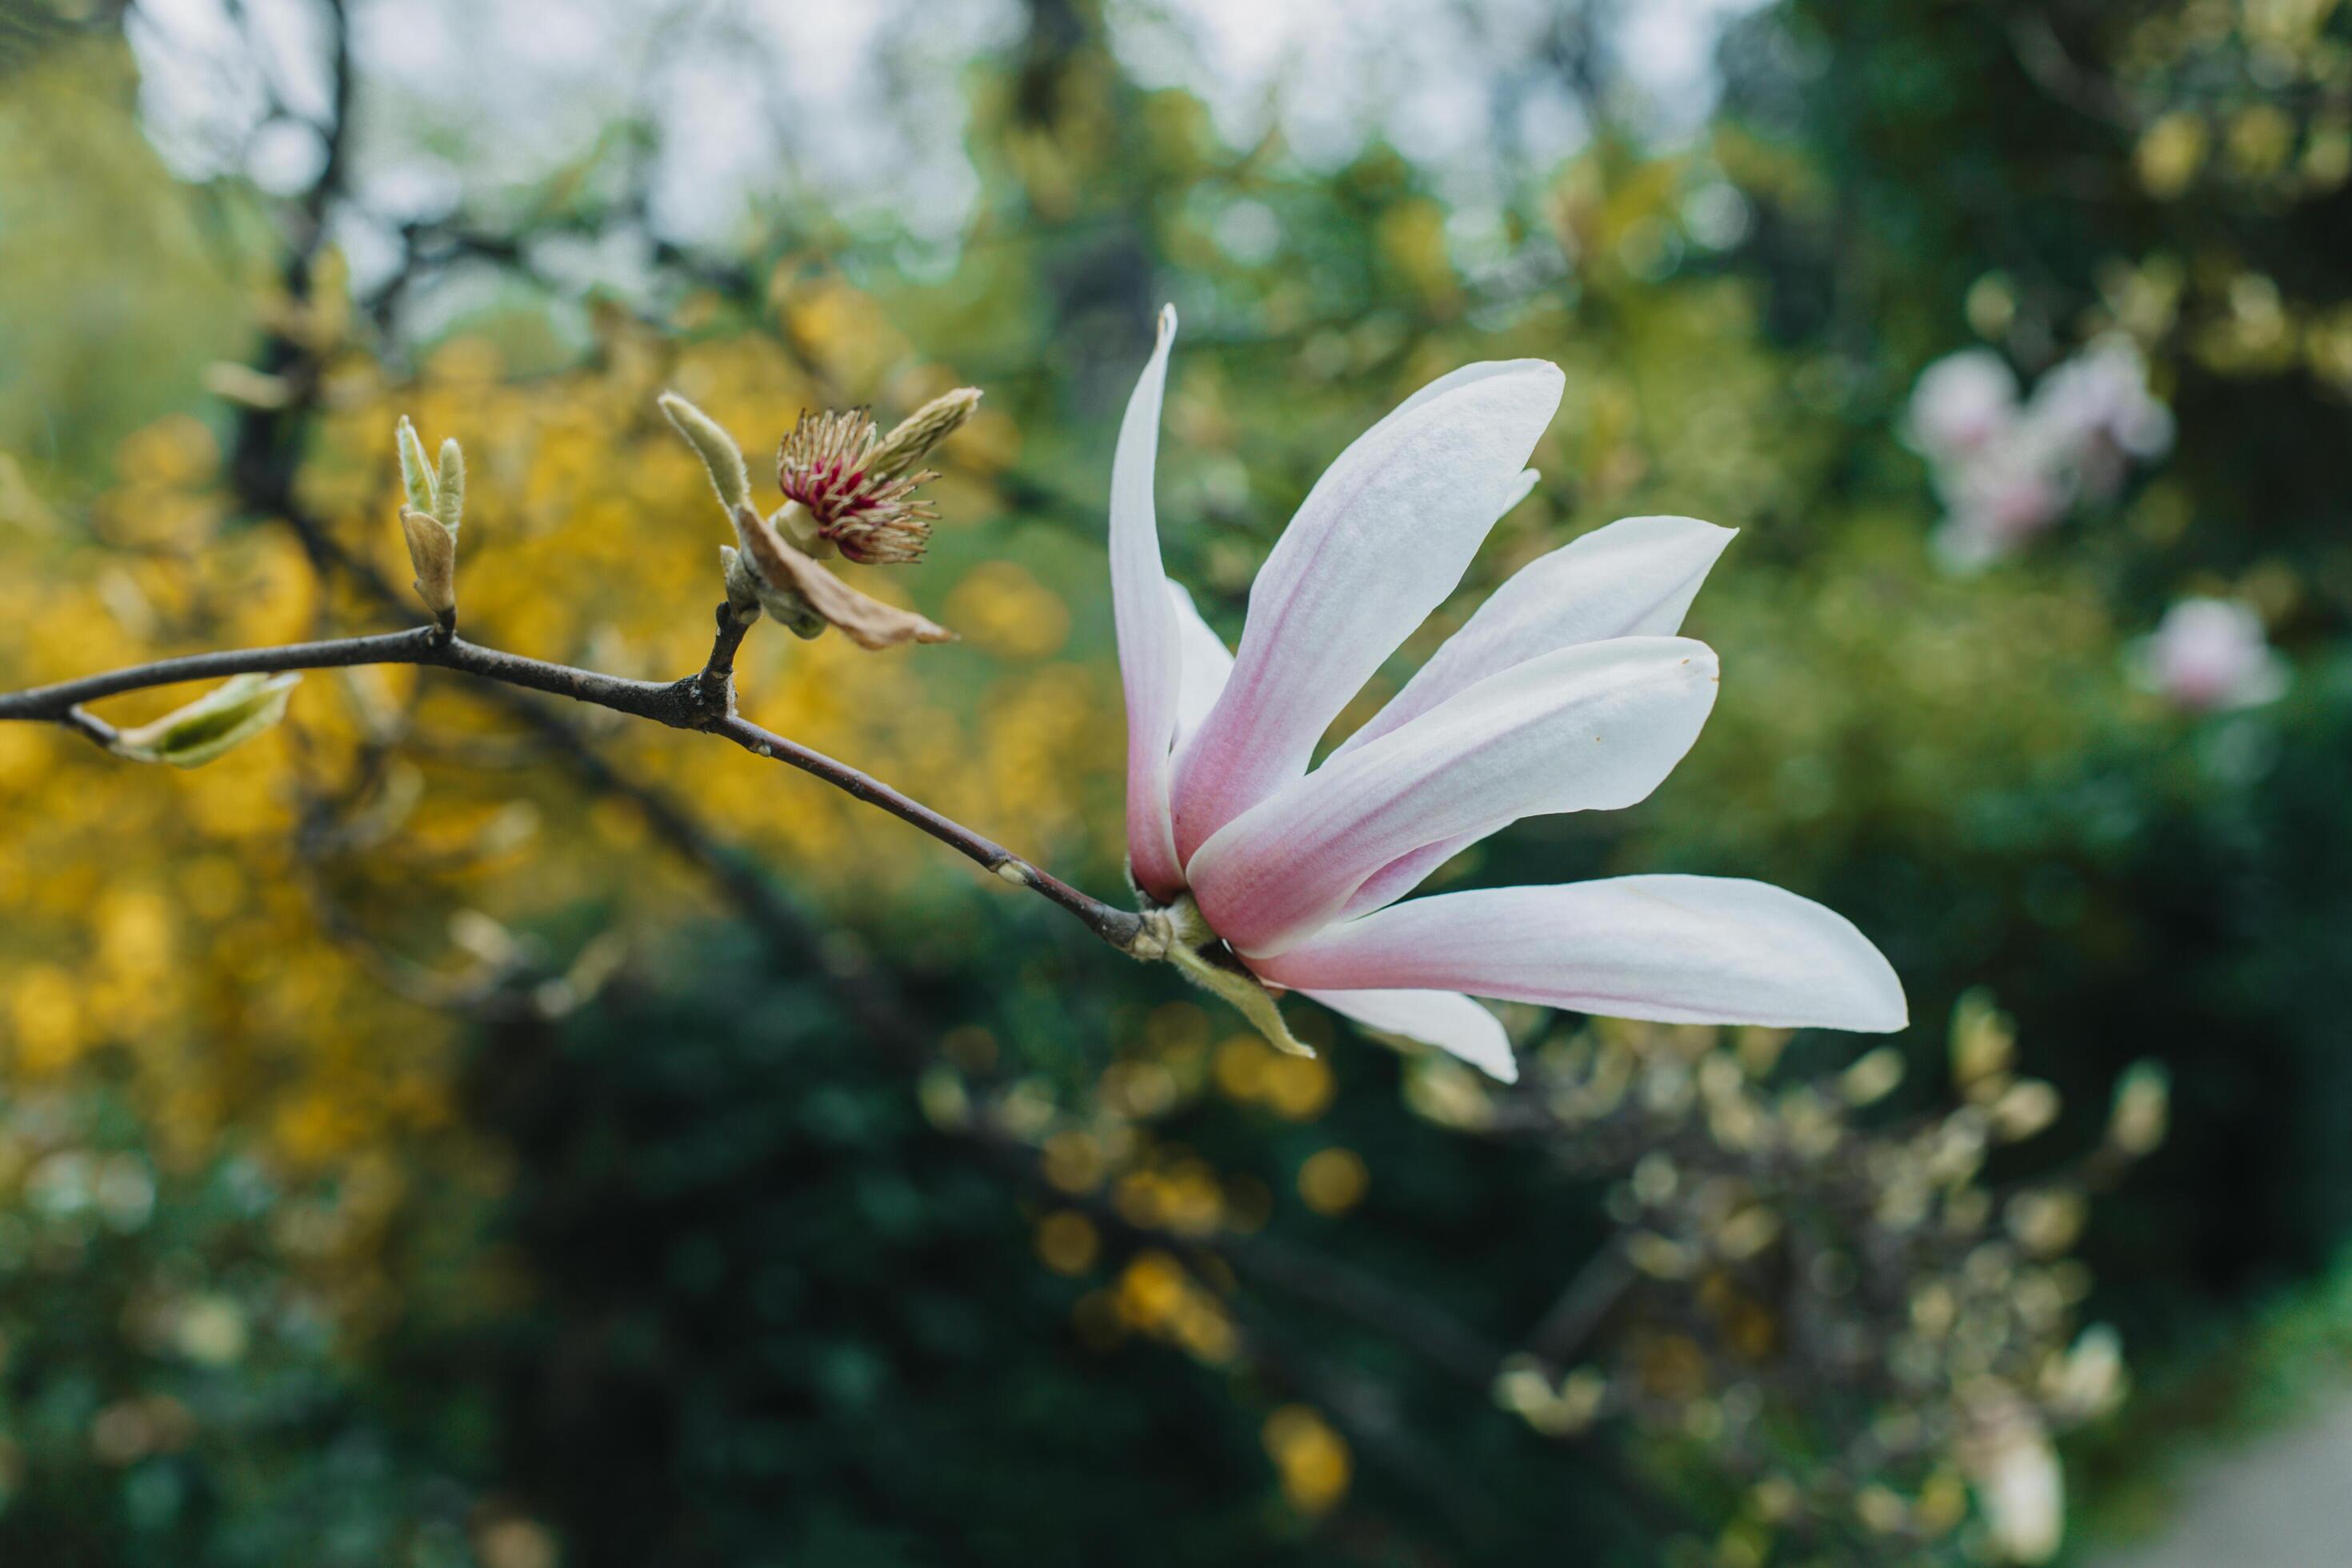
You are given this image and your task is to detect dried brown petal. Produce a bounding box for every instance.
[732,505,954,650]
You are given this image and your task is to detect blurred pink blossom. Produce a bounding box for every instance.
[1906,338,2172,568]
[2130,598,2289,713]
[2028,337,2174,500]
[1903,347,2020,461]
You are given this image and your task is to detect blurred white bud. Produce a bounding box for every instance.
[1990,1079,2062,1142]
[2107,1060,2170,1157]
[1950,988,2018,1097]
[2043,1323,2128,1422]
[2003,1186,2088,1258]
[1839,1045,1906,1106]
[1957,1384,2065,1564]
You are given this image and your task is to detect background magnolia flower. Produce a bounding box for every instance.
[2031,338,2175,475]
[1909,339,2173,569]
[1904,347,2020,460]
[1929,428,2076,570]
[1110,308,1906,1082]
[2130,597,2290,713]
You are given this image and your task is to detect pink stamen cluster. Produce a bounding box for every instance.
[778,408,938,565]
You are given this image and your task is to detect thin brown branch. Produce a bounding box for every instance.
[0,623,1149,952]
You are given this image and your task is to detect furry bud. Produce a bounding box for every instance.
[110,673,302,769]
[659,391,752,517]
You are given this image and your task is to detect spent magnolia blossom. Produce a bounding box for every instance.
[658,391,954,650]
[2130,596,2290,712]
[777,407,941,565]
[1110,307,1906,1082]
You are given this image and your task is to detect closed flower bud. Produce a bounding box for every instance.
[718,545,765,622]
[720,539,825,639]
[1955,1386,2063,1564]
[2106,1061,2169,1157]
[110,673,301,769]
[1949,987,2016,1092]
[434,437,466,534]
[1839,1045,1906,1106]
[1990,1078,2061,1142]
[658,391,752,516]
[402,506,458,626]
[867,386,982,480]
[2042,1323,2126,1420]
[395,416,438,514]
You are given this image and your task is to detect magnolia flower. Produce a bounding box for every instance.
[1929,429,2074,570]
[1909,341,2174,569]
[1110,309,1905,1082]
[1904,348,2020,461]
[2030,337,2174,494]
[2129,597,2290,713]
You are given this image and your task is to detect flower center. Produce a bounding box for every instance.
[778,408,939,565]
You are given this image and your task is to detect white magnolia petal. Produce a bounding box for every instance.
[1188,637,1719,957]
[1168,579,1235,758]
[1335,514,1736,757]
[1169,360,1565,860]
[1254,876,1907,1034]
[1299,987,1517,1082]
[1334,834,1474,922]
[1110,306,1184,900]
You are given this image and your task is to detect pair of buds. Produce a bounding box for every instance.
[395,416,465,629]
[392,386,980,652]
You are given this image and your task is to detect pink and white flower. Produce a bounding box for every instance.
[1904,348,2020,462]
[1906,340,2174,570]
[2029,337,2174,492]
[2130,598,2290,713]
[1109,308,1906,1082]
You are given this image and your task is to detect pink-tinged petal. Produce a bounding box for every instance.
[1253,876,1908,1034]
[1111,306,1184,901]
[1188,637,1719,957]
[1298,987,1516,1082]
[1336,836,1472,922]
[1334,514,1737,758]
[1167,579,1234,758]
[1169,360,1566,860]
